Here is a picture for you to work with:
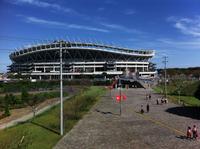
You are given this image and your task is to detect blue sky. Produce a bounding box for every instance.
[0,0,200,72]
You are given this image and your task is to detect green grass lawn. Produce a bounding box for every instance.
[0,86,105,149]
[153,86,163,94]
[168,95,200,106]
[153,85,200,106]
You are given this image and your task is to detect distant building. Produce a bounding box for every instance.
[9,40,156,80]
[0,73,10,82]
[0,73,3,80]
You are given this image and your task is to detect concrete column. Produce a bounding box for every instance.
[94,65,96,72]
[39,76,42,80]
[135,66,137,72]
[83,65,85,72]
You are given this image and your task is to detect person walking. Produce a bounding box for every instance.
[149,94,151,100]
[156,98,159,105]
[146,103,150,112]
[187,126,192,140]
[192,125,198,140]
[140,105,144,114]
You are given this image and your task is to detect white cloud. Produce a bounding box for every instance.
[101,23,142,34]
[24,16,109,33]
[9,0,83,16]
[26,17,65,26]
[124,9,135,15]
[167,16,200,37]
[97,7,105,11]
[11,0,61,9]
[157,38,200,49]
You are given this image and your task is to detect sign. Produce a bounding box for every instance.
[115,94,127,102]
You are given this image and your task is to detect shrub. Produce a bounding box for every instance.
[194,82,200,100]
[4,94,10,116]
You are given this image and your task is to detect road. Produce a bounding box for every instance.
[55,88,200,149]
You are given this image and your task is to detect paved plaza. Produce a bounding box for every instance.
[55,88,200,149]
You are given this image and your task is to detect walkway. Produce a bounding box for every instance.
[55,88,200,149]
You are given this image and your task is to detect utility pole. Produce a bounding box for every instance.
[60,42,64,136]
[162,56,168,98]
[119,79,122,116]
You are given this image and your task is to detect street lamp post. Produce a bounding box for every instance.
[119,79,122,116]
[163,56,168,98]
[60,42,64,136]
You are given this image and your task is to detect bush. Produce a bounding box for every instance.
[4,94,11,116]
[1,81,60,93]
[63,86,105,120]
[194,82,200,100]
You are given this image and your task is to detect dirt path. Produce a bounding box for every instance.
[0,87,80,130]
[54,88,200,149]
[0,96,72,130]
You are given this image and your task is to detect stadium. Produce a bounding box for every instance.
[9,40,156,80]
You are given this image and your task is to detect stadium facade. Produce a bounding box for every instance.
[9,40,156,80]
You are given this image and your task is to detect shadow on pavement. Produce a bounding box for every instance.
[31,121,60,135]
[166,106,200,120]
[176,135,187,140]
[95,109,119,116]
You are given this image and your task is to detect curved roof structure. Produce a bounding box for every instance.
[10,41,155,63]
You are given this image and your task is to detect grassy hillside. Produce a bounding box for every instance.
[154,80,200,106]
[0,86,105,149]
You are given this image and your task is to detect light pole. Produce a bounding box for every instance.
[119,79,122,116]
[163,56,168,98]
[60,42,64,136]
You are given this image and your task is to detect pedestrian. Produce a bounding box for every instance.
[187,126,192,140]
[146,103,150,112]
[164,98,168,104]
[161,97,164,104]
[156,98,159,105]
[149,94,151,100]
[192,125,198,140]
[140,105,144,114]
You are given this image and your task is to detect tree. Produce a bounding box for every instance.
[4,94,10,116]
[21,88,29,103]
[194,82,200,100]
[8,94,16,105]
[21,88,39,118]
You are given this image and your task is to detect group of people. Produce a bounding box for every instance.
[146,94,151,100]
[142,92,199,141]
[140,103,150,114]
[156,97,168,105]
[187,125,198,140]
